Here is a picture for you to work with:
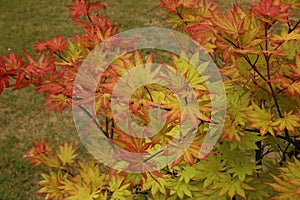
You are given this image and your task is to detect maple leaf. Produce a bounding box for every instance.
[159,0,180,12]
[108,177,132,200]
[112,128,152,153]
[171,134,211,166]
[230,131,262,152]
[89,15,113,29]
[26,139,52,167]
[67,0,106,19]
[272,111,300,133]
[289,51,300,77]
[167,175,199,199]
[195,155,227,188]
[247,102,277,136]
[34,35,67,53]
[89,1,106,13]
[67,0,89,18]
[222,88,251,143]
[269,75,300,95]
[267,158,300,199]
[142,173,169,197]
[123,173,145,188]
[109,128,157,172]
[76,161,107,191]
[228,159,261,182]
[37,83,66,94]
[26,138,61,168]
[43,93,72,114]
[1,51,25,75]
[61,177,104,200]
[177,165,199,184]
[251,0,292,23]
[211,6,247,40]
[67,189,101,200]
[57,141,77,166]
[23,50,56,76]
[211,175,255,199]
[222,119,245,143]
[38,171,68,200]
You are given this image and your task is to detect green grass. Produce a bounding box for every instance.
[0,1,78,198]
[0,0,246,199]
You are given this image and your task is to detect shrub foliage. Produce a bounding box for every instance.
[1,0,300,199]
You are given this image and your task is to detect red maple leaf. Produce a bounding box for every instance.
[67,0,89,18]
[251,0,292,23]
[67,0,106,19]
[34,35,67,53]
[159,0,180,12]
[89,1,106,13]
[0,60,10,94]
[1,51,25,70]
[26,138,53,168]
[0,51,28,91]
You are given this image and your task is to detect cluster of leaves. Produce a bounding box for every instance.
[26,140,132,200]
[0,0,213,199]
[160,0,300,199]
[1,0,300,199]
[0,0,117,113]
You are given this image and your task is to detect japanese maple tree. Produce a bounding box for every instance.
[1,0,300,199]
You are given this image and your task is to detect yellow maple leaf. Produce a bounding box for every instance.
[247,102,277,136]
[272,111,300,133]
[57,141,77,166]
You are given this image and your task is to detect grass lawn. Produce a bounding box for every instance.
[0,0,245,199]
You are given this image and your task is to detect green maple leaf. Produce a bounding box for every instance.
[77,161,107,191]
[211,175,255,199]
[246,178,271,200]
[228,159,261,181]
[230,131,262,152]
[167,178,198,199]
[195,155,227,188]
[177,165,199,184]
[109,177,132,200]
[247,102,277,136]
[142,173,169,197]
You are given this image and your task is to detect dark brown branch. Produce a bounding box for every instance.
[279,141,292,166]
[143,150,164,163]
[144,86,153,102]
[54,52,68,63]
[289,20,300,33]
[77,104,109,138]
